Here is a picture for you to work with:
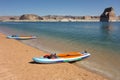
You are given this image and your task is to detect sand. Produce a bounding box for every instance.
[0,33,108,80]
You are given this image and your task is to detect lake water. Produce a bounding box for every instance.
[0,22,120,80]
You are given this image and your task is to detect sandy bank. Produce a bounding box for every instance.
[0,33,108,80]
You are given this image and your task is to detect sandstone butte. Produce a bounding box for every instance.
[100,7,116,22]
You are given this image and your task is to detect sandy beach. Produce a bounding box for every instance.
[0,33,108,80]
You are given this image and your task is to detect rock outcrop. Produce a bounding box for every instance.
[118,16,120,20]
[19,14,43,20]
[83,16,91,20]
[100,7,116,22]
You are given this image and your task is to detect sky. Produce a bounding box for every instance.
[0,0,120,16]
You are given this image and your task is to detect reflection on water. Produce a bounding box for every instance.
[101,22,113,34]
[100,22,113,42]
[101,22,113,32]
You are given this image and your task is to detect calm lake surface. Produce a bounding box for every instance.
[0,22,120,80]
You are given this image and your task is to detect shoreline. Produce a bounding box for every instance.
[0,32,108,80]
[0,19,120,22]
[74,62,111,80]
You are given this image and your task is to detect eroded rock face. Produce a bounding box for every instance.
[100,7,116,22]
[83,16,91,20]
[19,14,43,20]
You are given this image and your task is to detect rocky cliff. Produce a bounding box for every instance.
[19,14,43,20]
[100,7,116,22]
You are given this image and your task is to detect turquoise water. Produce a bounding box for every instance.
[0,22,120,80]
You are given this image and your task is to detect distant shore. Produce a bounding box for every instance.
[0,13,120,22]
[0,32,108,80]
[0,19,100,22]
[1,19,120,22]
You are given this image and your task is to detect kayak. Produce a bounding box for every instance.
[32,51,90,63]
[7,35,37,40]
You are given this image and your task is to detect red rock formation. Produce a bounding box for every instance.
[83,16,91,20]
[100,7,116,22]
[19,14,43,20]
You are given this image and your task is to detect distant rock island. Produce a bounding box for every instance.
[0,7,120,22]
[19,14,43,20]
[100,7,116,22]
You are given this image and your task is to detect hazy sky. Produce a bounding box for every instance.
[0,0,119,16]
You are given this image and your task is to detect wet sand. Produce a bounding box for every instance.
[0,33,108,80]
